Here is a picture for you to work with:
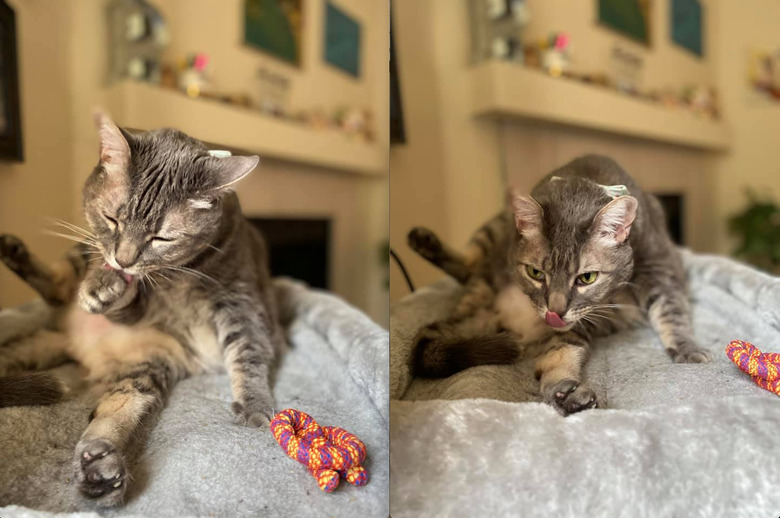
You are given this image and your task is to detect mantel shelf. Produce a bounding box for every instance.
[108,81,387,175]
[471,62,731,152]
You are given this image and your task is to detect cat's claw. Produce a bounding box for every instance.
[74,438,127,507]
[671,346,711,364]
[545,379,598,416]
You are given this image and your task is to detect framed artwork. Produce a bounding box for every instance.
[244,0,303,67]
[323,1,361,78]
[0,0,22,161]
[598,0,651,46]
[671,0,703,57]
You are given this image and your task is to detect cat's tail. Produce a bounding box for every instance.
[0,372,65,408]
[413,330,519,378]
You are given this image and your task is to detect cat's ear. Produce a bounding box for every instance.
[508,189,543,237]
[591,195,638,246]
[205,155,260,191]
[93,109,131,175]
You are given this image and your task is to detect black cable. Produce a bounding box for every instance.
[390,247,415,293]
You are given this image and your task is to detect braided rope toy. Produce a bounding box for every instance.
[270,409,369,492]
[725,340,780,396]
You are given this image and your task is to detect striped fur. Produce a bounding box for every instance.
[0,114,282,506]
[409,155,708,415]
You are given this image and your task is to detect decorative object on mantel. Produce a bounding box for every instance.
[324,1,362,78]
[748,48,780,101]
[106,0,169,84]
[671,0,703,57]
[468,0,530,64]
[178,53,212,99]
[0,0,22,161]
[598,0,651,46]
[610,45,644,95]
[244,0,302,67]
[257,66,292,117]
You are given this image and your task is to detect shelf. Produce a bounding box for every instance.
[471,62,731,152]
[108,81,387,175]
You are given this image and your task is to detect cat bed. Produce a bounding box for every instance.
[0,279,389,518]
[390,251,780,517]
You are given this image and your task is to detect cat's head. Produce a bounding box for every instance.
[509,177,637,331]
[83,112,259,276]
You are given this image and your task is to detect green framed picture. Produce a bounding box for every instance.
[244,0,303,66]
[324,1,361,78]
[598,0,651,46]
[671,0,703,57]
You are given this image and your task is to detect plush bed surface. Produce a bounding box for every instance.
[390,252,780,517]
[0,279,389,518]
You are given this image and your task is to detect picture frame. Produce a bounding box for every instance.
[244,0,303,67]
[323,1,361,78]
[0,0,23,162]
[598,0,652,47]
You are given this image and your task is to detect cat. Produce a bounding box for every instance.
[0,112,285,506]
[407,154,710,415]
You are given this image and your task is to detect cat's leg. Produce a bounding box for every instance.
[407,227,472,283]
[634,262,710,363]
[535,332,597,416]
[75,354,181,506]
[214,292,279,427]
[0,329,70,375]
[0,234,84,306]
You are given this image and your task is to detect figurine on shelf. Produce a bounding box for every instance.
[541,33,570,77]
[106,0,170,84]
[178,53,211,98]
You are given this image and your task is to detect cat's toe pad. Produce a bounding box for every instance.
[671,346,711,364]
[408,227,441,257]
[546,379,598,416]
[75,438,127,507]
[231,401,273,428]
[0,234,29,268]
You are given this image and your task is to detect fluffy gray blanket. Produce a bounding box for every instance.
[390,252,780,517]
[0,279,389,517]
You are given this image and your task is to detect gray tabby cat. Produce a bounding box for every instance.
[408,155,709,415]
[0,112,284,506]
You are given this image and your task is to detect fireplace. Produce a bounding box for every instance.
[248,218,331,289]
[655,194,685,246]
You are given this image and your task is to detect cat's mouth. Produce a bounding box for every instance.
[545,311,571,329]
[102,263,135,284]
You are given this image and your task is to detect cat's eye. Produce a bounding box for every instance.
[103,214,118,230]
[577,272,599,285]
[150,236,173,244]
[525,265,545,281]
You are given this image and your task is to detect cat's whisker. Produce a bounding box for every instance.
[50,219,96,240]
[44,230,100,248]
[162,265,220,286]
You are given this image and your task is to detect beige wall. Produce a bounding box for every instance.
[390,0,726,304]
[0,0,389,326]
[0,0,76,308]
[712,0,780,254]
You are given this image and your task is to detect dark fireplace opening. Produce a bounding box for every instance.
[655,194,685,246]
[247,218,331,289]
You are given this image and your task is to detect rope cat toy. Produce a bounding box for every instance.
[726,340,780,396]
[270,409,369,492]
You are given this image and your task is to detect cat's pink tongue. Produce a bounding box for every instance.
[545,311,567,328]
[103,263,134,284]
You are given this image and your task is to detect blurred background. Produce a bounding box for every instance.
[390,0,780,302]
[0,0,389,326]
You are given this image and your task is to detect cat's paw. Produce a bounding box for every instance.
[670,344,711,364]
[78,269,126,314]
[231,400,273,428]
[408,227,442,259]
[74,438,127,507]
[0,234,29,270]
[544,379,598,416]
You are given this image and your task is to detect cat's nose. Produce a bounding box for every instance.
[547,292,568,316]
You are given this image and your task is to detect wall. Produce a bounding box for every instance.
[712,0,780,254]
[0,0,389,327]
[0,0,76,308]
[390,0,723,304]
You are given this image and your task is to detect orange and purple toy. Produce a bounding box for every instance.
[270,408,369,492]
[726,340,780,396]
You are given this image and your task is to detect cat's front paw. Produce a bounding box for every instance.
[0,234,29,270]
[670,344,711,364]
[543,379,598,416]
[231,399,273,428]
[78,269,126,314]
[74,438,127,507]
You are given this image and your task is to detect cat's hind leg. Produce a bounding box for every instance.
[407,227,473,283]
[0,329,70,375]
[0,234,85,307]
[75,353,183,507]
[535,332,597,416]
